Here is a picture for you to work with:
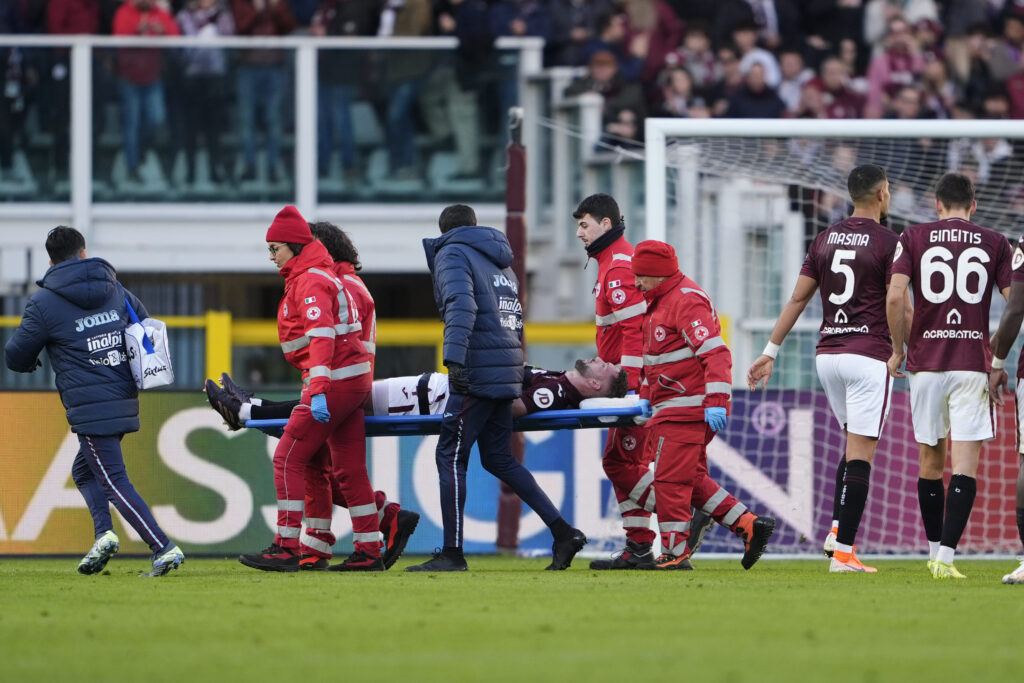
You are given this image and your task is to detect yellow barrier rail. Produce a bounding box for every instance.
[1,313,730,379]
[1,314,599,379]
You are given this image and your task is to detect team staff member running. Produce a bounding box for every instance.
[5,227,184,577]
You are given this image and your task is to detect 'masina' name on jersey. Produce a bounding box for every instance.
[520,367,584,412]
[891,217,1012,372]
[800,217,898,362]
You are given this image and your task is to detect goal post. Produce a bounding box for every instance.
[643,118,1024,556]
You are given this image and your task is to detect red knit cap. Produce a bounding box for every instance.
[631,240,678,277]
[266,205,313,244]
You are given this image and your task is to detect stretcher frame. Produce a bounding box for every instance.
[246,400,652,437]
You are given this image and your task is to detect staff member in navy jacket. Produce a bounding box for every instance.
[406,204,587,572]
[4,227,184,578]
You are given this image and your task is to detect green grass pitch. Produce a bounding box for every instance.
[2,556,1022,682]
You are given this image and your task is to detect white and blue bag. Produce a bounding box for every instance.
[123,297,174,390]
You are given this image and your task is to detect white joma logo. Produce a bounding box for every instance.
[75,310,120,333]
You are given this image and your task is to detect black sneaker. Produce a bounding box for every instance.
[220,372,253,403]
[405,547,468,572]
[327,550,384,572]
[239,543,299,572]
[382,509,421,570]
[654,552,694,570]
[546,528,587,570]
[688,508,715,557]
[205,378,243,430]
[589,540,656,570]
[739,515,776,570]
[299,555,329,571]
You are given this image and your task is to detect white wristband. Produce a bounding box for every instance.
[763,342,781,360]
[992,356,1006,370]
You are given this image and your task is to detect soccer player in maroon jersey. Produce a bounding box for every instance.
[887,172,1013,580]
[210,359,628,422]
[985,234,1024,584]
[747,164,901,573]
[515,360,628,416]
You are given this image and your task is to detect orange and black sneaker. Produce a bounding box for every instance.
[654,552,694,570]
[327,550,385,572]
[733,512,776,570]
[382,509,421,570]
[238,543,300,572]
[299,554,329,571]
[829,547,877,573]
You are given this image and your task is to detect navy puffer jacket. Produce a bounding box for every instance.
[423,226,524,399]
[4,257,148,435]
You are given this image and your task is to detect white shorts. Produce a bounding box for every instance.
[370,373,449,417]
[907,371,994,446]
[815,353,894,439]
[1016,382,1024,455]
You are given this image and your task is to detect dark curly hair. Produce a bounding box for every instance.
[309,221,361,270]
[608,368,629,398]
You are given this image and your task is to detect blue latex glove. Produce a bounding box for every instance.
[704,406,727,432]
[311,393,331,423]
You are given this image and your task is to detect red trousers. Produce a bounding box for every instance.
[273,386,380,557]
[647,421,748,557]
[301,487,395,560]
[602,424,655,545]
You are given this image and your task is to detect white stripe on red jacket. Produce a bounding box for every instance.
[641,271,731,425]
[277,241,371,395]
[592,235,646,391]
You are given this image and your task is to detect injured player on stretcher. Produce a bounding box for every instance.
[204,358,630,430]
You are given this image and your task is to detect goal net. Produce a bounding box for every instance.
[644,119,1024,556]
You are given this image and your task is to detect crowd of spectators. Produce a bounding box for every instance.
[548,1,1024,146]
[2,1,1024,201]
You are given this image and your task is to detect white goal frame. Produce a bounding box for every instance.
[641,118,1024,557]
[645,118,1024,243]
[644,117,1024,375]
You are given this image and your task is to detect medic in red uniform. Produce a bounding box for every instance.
[632,240,776,570]
[574,194,656,569]
[239,206,381,572]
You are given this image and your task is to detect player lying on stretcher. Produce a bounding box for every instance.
[205,358,716,560]
[204,358,630,431]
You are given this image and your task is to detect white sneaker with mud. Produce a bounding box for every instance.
[78,530,119,575]
[1002,557,1024,584]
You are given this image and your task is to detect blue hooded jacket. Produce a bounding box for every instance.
[4,257,148,436]
[423,226,524,399]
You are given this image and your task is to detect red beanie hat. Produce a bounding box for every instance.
[266,205,313,244]
[631,240,679,277]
